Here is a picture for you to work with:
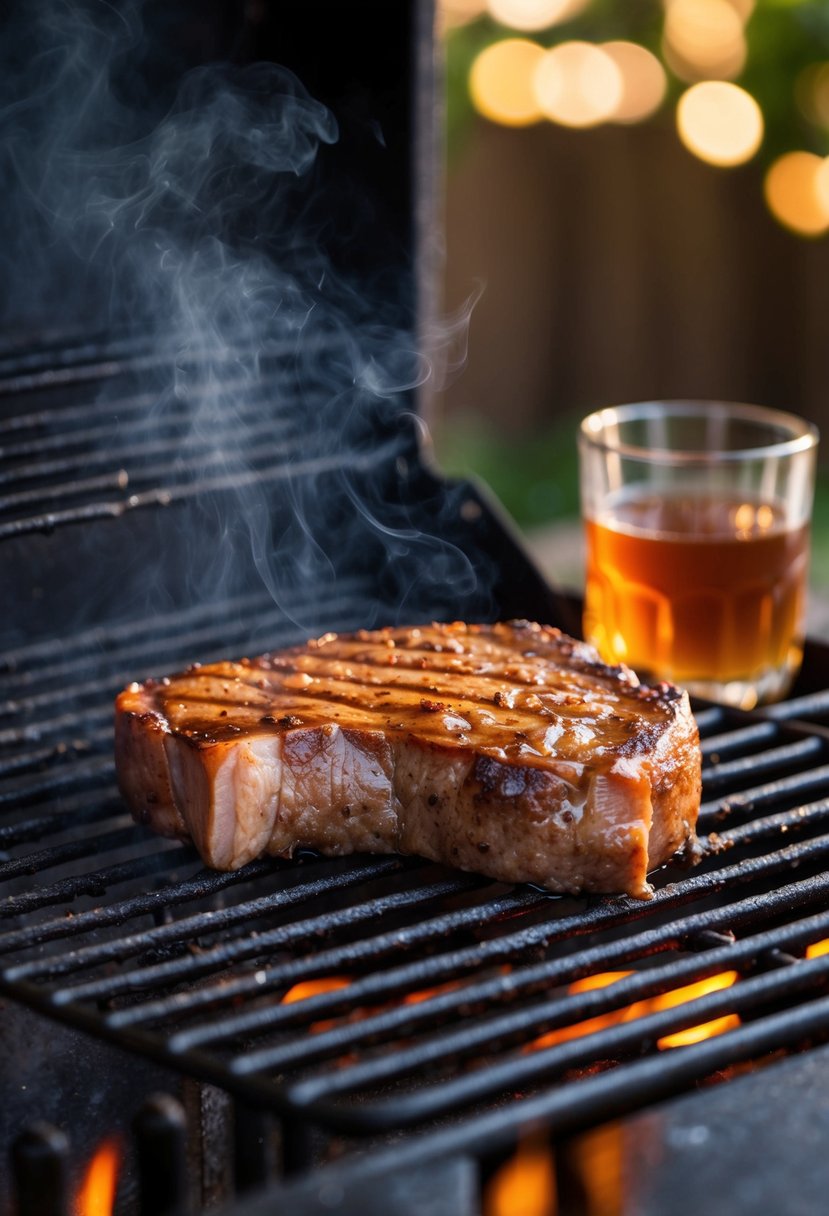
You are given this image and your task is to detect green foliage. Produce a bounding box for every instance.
[434,412,582,527]
[743,1,829,160]
[809,472,829,586]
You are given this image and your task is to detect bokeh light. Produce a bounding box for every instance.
[456,0,829,238]
[663,0,747,83]
[487,0,589,31]
[764,152,829,237]
[440,0,488,30]
[602,41,667,124]
[795,62,829,130]
[817,157,829,215]
[534,41,623,128]
[676,81,763,166]
[723,0,755,18]
[469,39,546,126]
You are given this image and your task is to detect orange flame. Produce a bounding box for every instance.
[485,1136,557,1216]
[565,1123,624,1216]
[494,966,742,1216]
[74,1138,121,1216]
[653,971,739,1049]
[405,966,510,1006]
[280,976,350,1004]
[280,976,352,1035]
[806,938,829,959]
[404,978,463,1005]
[529,969,741,1054]
[531,971,646,1051]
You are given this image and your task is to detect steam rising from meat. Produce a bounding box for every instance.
[0,1,488,638]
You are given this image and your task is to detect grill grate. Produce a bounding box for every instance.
[3,605,829,1173]
[0,333,413,545]
[0,336,568,674]
[4,340,829,1175]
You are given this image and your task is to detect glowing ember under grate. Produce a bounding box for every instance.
[74,1138,121,1216]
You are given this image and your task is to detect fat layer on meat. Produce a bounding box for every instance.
[115,620,702,897]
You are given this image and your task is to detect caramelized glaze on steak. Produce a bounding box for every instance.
[115,621,701,897]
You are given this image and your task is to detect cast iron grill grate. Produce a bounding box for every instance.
[3,606,829,1174]
[4,339,829,1176]
[0,330,413,544]
[0,334,564,665]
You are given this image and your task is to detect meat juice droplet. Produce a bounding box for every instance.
[283,672,314,690]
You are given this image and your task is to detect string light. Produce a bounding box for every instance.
[764,152,829,236]
[440,0,488,30]
[601,42,667,124]
[469,39,546,126]
[817,157,829,215]
[723,0,756,19]
[534,41,623,128]
[795,62,829,130]
[676,81,763,166]
[662,0,747,83]
[487,0,588,31]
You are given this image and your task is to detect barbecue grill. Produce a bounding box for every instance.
[4,2,829,1214]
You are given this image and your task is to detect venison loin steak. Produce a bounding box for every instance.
[115,621,701,897]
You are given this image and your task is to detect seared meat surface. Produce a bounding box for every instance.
[115,621,701,896]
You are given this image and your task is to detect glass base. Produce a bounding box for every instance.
[680,663,798,710]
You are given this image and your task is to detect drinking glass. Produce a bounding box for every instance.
[579,400,819,708]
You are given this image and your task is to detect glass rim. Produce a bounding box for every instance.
[579,399,819,465]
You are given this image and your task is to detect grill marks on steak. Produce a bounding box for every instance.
[115,621,701,897]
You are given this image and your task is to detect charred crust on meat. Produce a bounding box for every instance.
[134,709,169,734]
[419,698,446,713]
[472,755,550,800]
[614,720,665,757]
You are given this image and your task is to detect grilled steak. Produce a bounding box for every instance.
[115,621,701,897]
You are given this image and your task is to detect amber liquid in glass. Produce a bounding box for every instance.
[583,492,809,705]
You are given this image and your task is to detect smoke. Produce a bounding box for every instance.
[1,0,491,642]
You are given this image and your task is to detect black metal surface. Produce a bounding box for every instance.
[134,1095,190,1216]
[225,1156,480,1216]
[614,1039,829,1216]
[0,1,430,349]
[11,1124,70,1216]
[4,593,829,1177]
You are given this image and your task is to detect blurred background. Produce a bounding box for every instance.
[430,0,829,622]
